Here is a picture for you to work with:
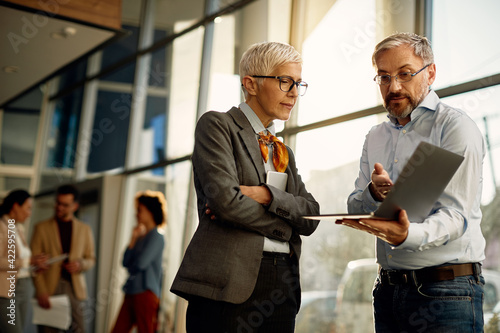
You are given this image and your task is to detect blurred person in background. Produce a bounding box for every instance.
[0,189,47,333]
[111,190,166,333]
[31,184,95,333]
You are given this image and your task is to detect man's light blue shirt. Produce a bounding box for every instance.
[347,90,486,270]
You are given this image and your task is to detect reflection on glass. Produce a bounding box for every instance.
[149,41,170,88]
[1,109,40,166]
[0,176,30,193]
[335,258,377,333]
[296,118,380,285]
[87,91,131,173]
[46,89,83,169]
[57,59,87,93]
[163,161,195,287]
[300,0,380,125]
[294,117,380,184]
[207,14,240,113]
[100,25,139,83]
[432,0,500,89]
[137,96,168,174]
[296,117,381,332]
[166,27,204,159]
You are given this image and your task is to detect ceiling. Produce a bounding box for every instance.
[0,4,120,108]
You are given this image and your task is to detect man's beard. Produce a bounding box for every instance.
[384,82,429,119]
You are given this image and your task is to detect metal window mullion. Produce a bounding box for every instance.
[74,52,102,181]
[30,82,52,193]
[415,0,433,38]
[33,80,59,192]
[124,0,156,170]
[184,0,218,251]
[174,1,219,332]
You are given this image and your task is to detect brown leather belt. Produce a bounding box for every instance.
[380,263,481,286]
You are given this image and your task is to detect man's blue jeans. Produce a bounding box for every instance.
[373,274,485,333]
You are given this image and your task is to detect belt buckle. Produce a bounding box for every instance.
[385,270,407,285]
[386,270,417,285]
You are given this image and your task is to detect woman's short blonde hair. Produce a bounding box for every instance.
[239,41,302,97]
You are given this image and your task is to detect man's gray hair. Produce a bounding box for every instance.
[372,32,434,67]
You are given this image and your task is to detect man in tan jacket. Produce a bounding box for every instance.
[31,184,95,333]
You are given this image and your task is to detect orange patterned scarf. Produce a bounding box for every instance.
[258,131,289,173]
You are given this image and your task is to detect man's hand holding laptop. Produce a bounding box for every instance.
[336,210,410,246]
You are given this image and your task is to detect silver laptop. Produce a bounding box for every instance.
[304,141,464,221]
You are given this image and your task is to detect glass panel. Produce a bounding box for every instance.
[38,171,73,193]
[57,58,88,92]
[1,109,39,165]
[0,176,30,193]
[101,0,142,83]
[46,88,83,169]
[299,0,380,125]
[148,42,170,88]
[100,24,139,83]
[432,0,500,89]
[87,91,132,173]
[160,161,195,329]
[206,13,240,113]
[295,117,382,333]
[294,116,381,184]
[137,95,168,174]
[1,86,42,166]
[166,27,204,159]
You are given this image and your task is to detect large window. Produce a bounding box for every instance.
[100,24,140,84]
[87,90,132,173]
[1,108,39,166]
[432,0,500,89]
[431,1,500,275]
[46,90,83,169]
[300,0,380,125]
[164,28,204,159]
[0,86,42,193]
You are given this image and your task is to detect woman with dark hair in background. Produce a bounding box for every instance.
[111,190,167,333]
[0,189,47,333]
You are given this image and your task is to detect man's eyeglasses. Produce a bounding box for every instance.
[373,64,431,86]
[251,75,308,96]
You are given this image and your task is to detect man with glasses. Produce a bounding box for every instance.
[338,32,486,332]
[31,184,95,333]
[171,41,319,332]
